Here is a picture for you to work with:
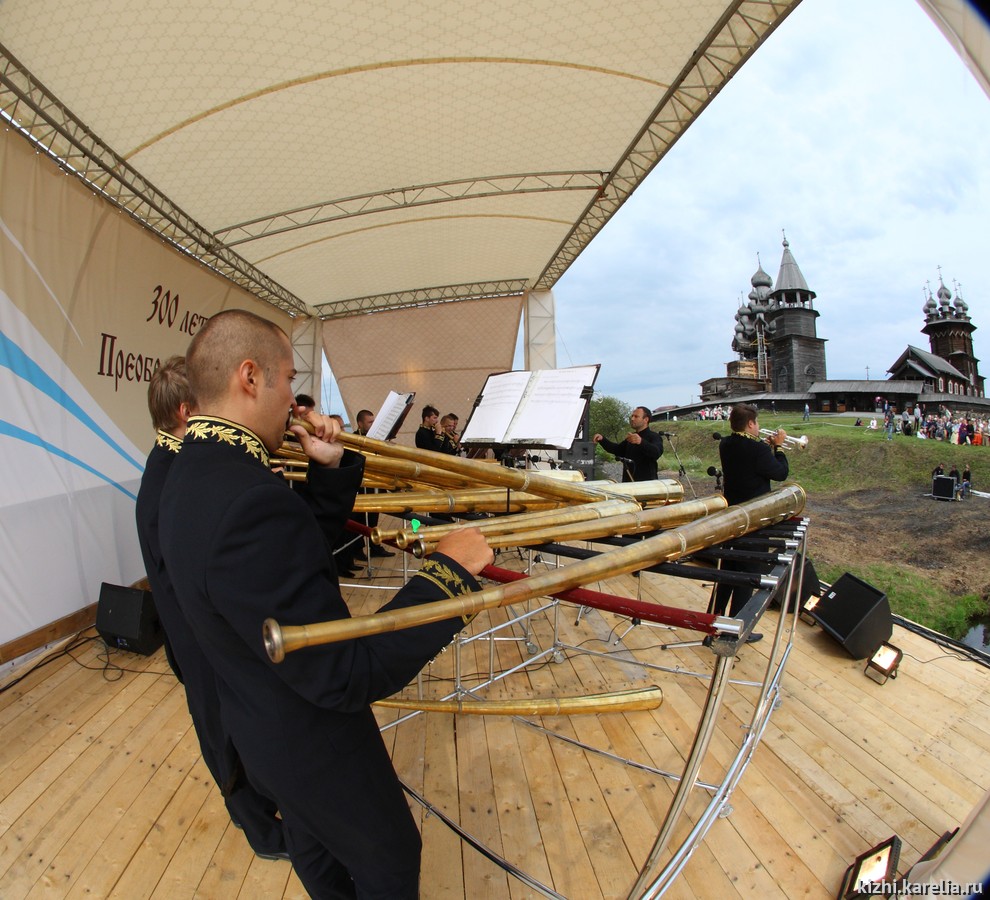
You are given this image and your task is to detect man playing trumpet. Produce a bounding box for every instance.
[159,309,492,899]
[712,404,790,640]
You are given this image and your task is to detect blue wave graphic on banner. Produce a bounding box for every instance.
[0,329,143,471]
[0,419,137,500]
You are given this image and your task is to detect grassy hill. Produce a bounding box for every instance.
[641,416,989,639]
[652,415,985,492]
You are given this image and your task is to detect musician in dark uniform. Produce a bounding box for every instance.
[415,404,458,454]
[593,406,663,482]
[159,310,493,900]
[135,356,287,859]
[712,403,789,639]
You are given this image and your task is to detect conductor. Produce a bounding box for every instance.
[593,406,663,482]
[712,403,790,640]
[159,309,493,899]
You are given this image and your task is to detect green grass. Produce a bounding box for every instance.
[652,416,988,638]
[658,416,984,493]
[815,562,985,638]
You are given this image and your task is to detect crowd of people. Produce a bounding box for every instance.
[871,401,987,444]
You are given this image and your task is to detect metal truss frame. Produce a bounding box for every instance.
[314,278,528,320]
[0,42,307,316]
[215,171,606,247]
[535,0,801,291]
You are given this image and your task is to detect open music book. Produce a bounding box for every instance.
[461,365,599,449]
[365,390,416,441]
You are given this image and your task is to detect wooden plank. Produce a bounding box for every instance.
[193,824,252,898]
[483,715,553,898]
[107,745,214,899]
[514,720,598,899]
[0,650,76,718]
[452,714,512,899]
[0,608,97,666]
[0,676,179,895]
[542,716,637,897]
[149,780,229,900]
[60,704,201,899]
[236,855,292,899]
[0,666,162,832]
[420,712,464,897]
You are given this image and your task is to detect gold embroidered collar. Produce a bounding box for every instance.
[184,416,270,466]
[732,430,762,442]
[155,430,183,454]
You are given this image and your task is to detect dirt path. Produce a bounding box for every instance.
[805,488,990,605]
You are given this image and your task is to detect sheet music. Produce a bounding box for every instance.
[504,366,598,447]
[366,390,414,441]
[461,365,598,447]
[460,371,531,442]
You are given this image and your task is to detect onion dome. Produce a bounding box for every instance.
[937,277,952,310]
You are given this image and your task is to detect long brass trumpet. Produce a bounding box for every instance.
[409,494,728,557]
[285,418,619,505]
[263,484,806,661]
[373,498,643,548]
[373,686,663,716]
[759,428,808,450]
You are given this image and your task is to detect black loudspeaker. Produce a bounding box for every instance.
[811,572,892,659]
[932,475,956,500]
[96,582,164,655]
[559,440,596,477]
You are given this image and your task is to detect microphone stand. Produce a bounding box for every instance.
[659,431,696,498]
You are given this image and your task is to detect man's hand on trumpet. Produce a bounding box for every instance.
[765,427,788,449]
[287,405,345,468]
[433,526,494,576]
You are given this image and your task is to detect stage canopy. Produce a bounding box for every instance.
[0,1,804,320]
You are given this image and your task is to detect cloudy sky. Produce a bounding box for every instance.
[549,0,990,410]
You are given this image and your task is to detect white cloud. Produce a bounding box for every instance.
[555,0,990,408]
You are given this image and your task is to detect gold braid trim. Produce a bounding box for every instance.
[414,558,477,624]
[185,416,270,466]
[155,430,183,454]
[732,430,762,442]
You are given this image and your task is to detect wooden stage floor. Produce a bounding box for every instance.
[1,546,988,898]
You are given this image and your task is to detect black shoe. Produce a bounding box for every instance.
[255,849,291,861]
[354,548,368,561]
[745,632,763,644]
[337,565,356,578]
[370,545,395,558]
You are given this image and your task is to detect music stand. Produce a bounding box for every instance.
[460,364,600,452]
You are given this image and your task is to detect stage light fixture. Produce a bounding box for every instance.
[836,835,901,898]
[864,642,902,685]
[799,593,820,625]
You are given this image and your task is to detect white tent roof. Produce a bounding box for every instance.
[0,1,803,317]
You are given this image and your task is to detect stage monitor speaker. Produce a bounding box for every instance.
[932,475,956,500]
[96,582,164,656]
[811,572,892,659]
[559,440,596,476]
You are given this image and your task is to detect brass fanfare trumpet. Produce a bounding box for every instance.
[759,428,808,450]
[263,484,806,662]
